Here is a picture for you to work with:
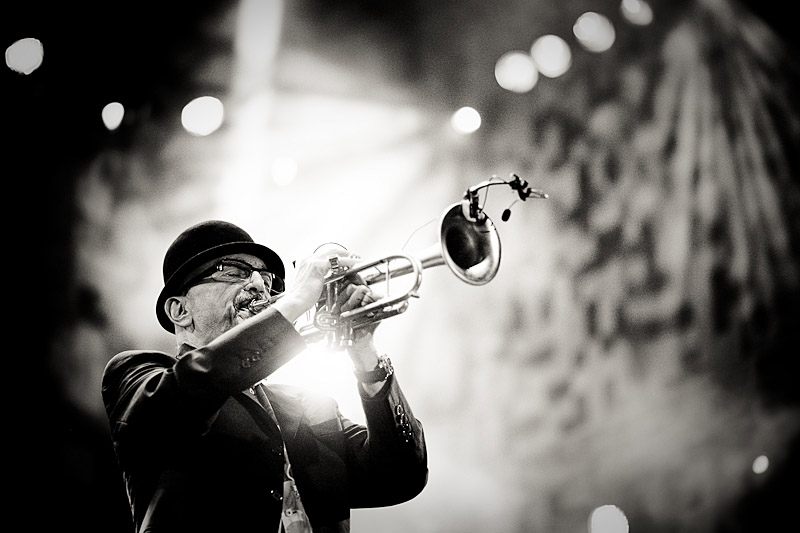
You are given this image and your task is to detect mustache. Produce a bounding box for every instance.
[233,292,258,310]
[234,292,271,314]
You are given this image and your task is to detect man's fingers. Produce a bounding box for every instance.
[338,284,372,312]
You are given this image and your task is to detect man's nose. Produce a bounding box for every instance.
[245,270,267,294]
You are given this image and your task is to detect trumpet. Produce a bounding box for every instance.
[255,174,547,348]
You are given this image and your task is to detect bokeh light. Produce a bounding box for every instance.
[181,95,225,136]
[5,37,44,75]
[530,34,572,78]
[494,51,539,93]
[588,505,630,533]
[621,0,654,26]
[574,12,616,52]
[101,102,125,131]
[451,106,482,134]
[752,454,769,474]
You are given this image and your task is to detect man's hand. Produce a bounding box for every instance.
[335,273,386,397]
[336,268,383,343]
[272,252,361,323]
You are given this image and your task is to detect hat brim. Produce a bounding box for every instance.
[156,241,285,333]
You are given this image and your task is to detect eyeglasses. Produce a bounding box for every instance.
[182,258,285,296]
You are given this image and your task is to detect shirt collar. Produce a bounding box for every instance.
[177,342,196,358]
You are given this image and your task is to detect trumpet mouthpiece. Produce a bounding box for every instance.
[247,299,272,314]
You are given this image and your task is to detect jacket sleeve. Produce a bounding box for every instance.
[172,307,307,400]
[342,373,429,507]
[102,308,307,450]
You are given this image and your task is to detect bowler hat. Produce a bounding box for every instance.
[156,220,285,332]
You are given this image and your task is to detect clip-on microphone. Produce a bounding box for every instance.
[462,173,548,223]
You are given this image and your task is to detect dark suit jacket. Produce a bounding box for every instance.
[102,308,427,532]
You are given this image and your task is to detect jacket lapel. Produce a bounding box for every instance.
[233,389,283,441]
[263,385,303,442]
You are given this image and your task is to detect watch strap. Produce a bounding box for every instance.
[354,355,393,383]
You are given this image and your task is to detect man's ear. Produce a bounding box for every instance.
[165,296,192,330]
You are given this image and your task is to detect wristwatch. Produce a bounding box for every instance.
[354,354,394,384]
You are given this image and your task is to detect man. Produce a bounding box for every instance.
[102,220,428,533]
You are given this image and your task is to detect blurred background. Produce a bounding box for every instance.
[5,0,799,531]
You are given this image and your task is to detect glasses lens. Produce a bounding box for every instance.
[254,270,283,294]
[267,274,285,295]
[218,260,250,280]
[218,260,284,294]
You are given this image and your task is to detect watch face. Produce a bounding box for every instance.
[379,356,393,375]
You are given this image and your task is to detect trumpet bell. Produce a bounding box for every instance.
[437,202,501,285]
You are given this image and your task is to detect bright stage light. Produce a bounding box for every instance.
[530,35,572,78]
[574,12,616,53]
[181,96,225,136]
[266,343,366,424]
[6,37,44,75]
[494,51,538,93]
[451,106,481,134]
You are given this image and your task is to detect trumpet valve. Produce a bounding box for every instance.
[336,323,354,348]
[314,310,338,329]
